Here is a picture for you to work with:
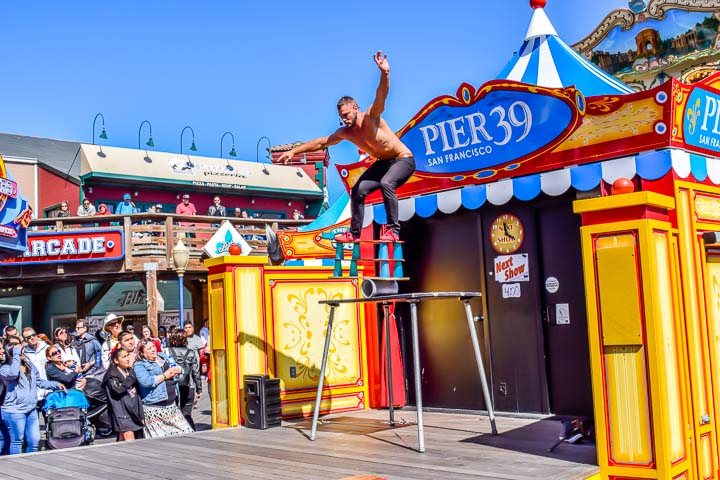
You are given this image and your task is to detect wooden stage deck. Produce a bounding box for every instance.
[0,408,598,480]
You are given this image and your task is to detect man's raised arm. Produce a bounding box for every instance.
[367,50,390,119]
[278,131,344,164]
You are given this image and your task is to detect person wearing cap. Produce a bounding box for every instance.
[100,313,125,368]
[175,194,197,216]
[116,193,138,215]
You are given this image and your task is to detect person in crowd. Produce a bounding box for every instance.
[166,328,201,429]
[292,209,305,220]
[102,347,144,442]
[53,326,81,367]
[199,320,209,345]
[147,205,156,214]
[100,314,124,368]
[125,324,136,337]
[45,345,85,390]
[157,326,168,349]
[72,318,102,374]
[175,194,196,216]
[56,201,72,218]
[184,322,205,361]
[3,326,17,340]
[0,339,65,454]
[141,325,162,352]
[155,203,163,213]
[133,340,193,438]
[116,193,138,215]
[0,342,8,455]
[233,207,242,218]
[20,328,51,404]
[208,196,226,217]
[117,331,137,364]
[76,199,96,216]
[96,203,111,215]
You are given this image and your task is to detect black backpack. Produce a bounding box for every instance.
[168,348,193,386]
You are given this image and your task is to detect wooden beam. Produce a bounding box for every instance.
[145,269,159,335]
[76,282,86,319]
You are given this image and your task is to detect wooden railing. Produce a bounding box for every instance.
[27,213,310,273]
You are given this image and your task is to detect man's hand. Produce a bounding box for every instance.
[374,50,389,74]
[278,150,295,164]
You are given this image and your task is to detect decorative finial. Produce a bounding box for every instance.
[530,0,546,8]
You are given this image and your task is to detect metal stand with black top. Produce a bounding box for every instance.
[311,292,497,453]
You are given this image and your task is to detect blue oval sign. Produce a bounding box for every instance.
[399,82,583,176]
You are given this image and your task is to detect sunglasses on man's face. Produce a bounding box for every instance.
[23,333,36,340]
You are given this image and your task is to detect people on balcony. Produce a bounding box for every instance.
[175,194,196,216]
[76,199,96,216]
[116,194,138,215]
[96,203,110,215]
[56,201,71,218]
[208,196,226,217]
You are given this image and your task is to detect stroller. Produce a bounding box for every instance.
[42,389,94,449]
[82,372,113,437]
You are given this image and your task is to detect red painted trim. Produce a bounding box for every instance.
[581,205,671,226]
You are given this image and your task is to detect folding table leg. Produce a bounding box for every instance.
[311,304,336,440]
[382,302,395,426]
[462,299,497,435]
[409,301,425,452]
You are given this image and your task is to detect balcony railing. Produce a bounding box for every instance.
[26,213,310,273]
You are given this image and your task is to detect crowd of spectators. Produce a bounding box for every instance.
[0,315,208,454]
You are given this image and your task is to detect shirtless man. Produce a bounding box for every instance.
[278,50,415,242]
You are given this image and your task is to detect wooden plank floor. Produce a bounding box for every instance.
[0,405,598,480]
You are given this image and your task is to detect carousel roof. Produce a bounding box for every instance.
[497,2,634,96]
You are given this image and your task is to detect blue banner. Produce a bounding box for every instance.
[401,84,584,176]
[685,85,720,153]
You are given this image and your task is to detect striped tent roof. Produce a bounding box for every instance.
[497,5,634,96]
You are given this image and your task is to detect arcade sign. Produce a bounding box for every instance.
[0,228,124,265]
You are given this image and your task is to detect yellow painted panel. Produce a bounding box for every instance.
[235,267,265,377]
[606,345,653,465]
[597,246,643,346]
[214,349,229,426]
[653,232,686,461]
[282,393,364,418]
[271,282,361,390]
[700,434,713,479]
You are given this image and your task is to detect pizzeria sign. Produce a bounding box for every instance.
[0,229,124,265]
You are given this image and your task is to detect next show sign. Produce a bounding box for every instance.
[0,228,124,265]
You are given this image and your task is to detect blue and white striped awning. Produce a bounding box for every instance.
[361,149,715,226]
[497,6,634,96]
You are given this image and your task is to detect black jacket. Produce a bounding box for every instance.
[102,365,144,432]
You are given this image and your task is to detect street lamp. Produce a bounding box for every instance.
[256,136,272,175]
[92,113,108,145]
[138,120,155,150]
[220,131,237,171]
[180,125,197,154]
[172,239,190,328]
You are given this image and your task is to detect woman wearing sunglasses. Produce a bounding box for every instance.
[53,327,81,369]
[0,340,65,454]
[45,346,85,390]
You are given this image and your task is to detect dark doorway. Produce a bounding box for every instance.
[536,200,594,419]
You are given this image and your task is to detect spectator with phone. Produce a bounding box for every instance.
[0,339,65,454]
[133,339,193,438]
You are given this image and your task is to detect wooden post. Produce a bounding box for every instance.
[146,268,159,334]
[76,282,86,319]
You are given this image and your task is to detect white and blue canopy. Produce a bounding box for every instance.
[497,6,634,96]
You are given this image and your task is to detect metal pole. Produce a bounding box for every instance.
[178,272,184,327]
[311,304,336,441]
[383,303,395,426]
[462,299,497,434]
[409,301,425,452]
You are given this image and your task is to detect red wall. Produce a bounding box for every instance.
[38,168,79,216]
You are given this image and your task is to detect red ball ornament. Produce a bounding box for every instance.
[530,0,546,8]
[611,178,635,195]
[228,243,242,255]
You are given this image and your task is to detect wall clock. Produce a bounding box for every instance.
[490,213,524,254]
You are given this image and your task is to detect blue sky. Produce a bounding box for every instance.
[0,0,628,202]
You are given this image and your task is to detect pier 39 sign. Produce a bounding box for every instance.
[397,80,586,180]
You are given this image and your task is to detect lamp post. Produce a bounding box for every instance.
[220,131,237,171]
[180,126,198,154]
[257,136,272,175]
[172,240,190,328]
[92,113,108,145]
[138,120,155,150]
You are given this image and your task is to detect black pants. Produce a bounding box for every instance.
[349,156,415,235]
[178,386,196,430]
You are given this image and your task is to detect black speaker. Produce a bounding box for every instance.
[243,375,282,429]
